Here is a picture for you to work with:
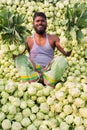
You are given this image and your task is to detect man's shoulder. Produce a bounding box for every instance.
[26,35,33,43]
[48,34,59,40]
[27,35,33,40]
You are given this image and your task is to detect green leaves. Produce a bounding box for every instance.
[77,11,87,28]
[63,2,87,43]
[76,30,84,42]
[0,7,30,44]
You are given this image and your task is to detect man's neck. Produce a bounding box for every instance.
[35,33,46,38]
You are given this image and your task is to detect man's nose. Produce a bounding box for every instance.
[38,21,42,24]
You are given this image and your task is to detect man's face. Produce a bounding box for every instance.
[33,16,47,35]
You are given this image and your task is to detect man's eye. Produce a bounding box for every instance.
[36,20,45,22]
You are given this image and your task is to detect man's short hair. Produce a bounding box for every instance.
[33,12,46,21]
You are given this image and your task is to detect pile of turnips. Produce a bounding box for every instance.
[0,0,87,129]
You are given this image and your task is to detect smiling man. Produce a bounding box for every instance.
[15,12,72,87]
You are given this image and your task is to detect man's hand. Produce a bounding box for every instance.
[66,50,72,57]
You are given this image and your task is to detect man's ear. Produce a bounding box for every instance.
[32,21,34,27]
[46,22,47,27]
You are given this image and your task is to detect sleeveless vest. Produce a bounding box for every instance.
[29,34,54,67]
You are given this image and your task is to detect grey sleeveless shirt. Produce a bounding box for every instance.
[29,34,54,67]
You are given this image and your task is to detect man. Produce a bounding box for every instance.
[15,12,72,87]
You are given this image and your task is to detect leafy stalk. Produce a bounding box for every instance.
[0,7,30,44]
[61,1,87,43]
